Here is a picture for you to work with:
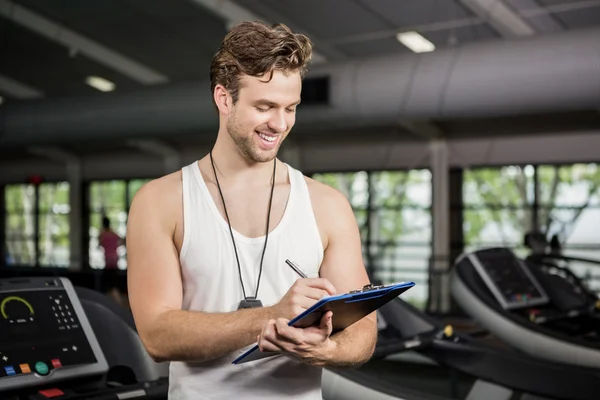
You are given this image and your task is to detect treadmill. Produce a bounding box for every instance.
[0,277,168,399]
[323,250,600,400]
[453,247,600,367]
[449,247,600,399]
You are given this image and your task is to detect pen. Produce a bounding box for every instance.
[285,259,308,278]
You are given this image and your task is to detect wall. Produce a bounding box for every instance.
[1,130,599,184]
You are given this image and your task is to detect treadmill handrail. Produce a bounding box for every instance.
[529,254,600,267]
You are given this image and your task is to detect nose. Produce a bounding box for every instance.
[267,110,287,133]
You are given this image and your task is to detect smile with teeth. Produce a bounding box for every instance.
[258,132,277,142]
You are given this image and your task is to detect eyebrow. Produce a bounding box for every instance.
[255,99,302,108]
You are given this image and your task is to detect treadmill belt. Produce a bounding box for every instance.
[330,358,475,400]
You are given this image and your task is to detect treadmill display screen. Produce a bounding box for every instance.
[0,289,97,379]
[472,250,548,309]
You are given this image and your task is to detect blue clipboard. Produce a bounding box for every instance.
[232,281,415,364]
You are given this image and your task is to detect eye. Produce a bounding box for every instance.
[256,107,269,112]
[286,108,296,113]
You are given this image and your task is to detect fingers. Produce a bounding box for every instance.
[258,319,282,353]
[292,293,324,311]
[290,278,336,301]
[258,340,280,353]
[301,278,337,296]
[319,311,333,336]
[275,318,303,345]
[257,315,334,362]
[258,318,301,353]
[275,278,337,322]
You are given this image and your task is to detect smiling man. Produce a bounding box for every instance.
[126,21,377,399]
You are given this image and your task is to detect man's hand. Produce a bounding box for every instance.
[257,311,335,366]
[271,278,336,320]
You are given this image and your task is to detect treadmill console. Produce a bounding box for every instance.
[467,248,549,310]
[0,277,108,392]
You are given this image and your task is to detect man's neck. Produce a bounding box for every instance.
[209,135,275,185]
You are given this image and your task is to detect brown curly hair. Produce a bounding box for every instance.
[210,21,313,110]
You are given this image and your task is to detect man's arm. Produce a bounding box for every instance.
[314,184,378,367]
[127,174,335,363]
[256,181,377,367]
[127,175,276,363]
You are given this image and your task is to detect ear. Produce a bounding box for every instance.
[213,84,232,115]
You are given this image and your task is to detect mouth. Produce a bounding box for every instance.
[256,131,279,149]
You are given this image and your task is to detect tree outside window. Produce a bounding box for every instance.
[312,170,432,309]
[5,184,36,266]
[463,164,600,291]
[4,182,70,267]
[462,165,534,257]
[38,182,70,267]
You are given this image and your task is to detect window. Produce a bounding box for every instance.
[369,170,432,298]
[88,179,150,269]
[463,165,535,257]
[5,184,36,266]
[312,170,432,309]
[462,163,600,292]
[38,183,70,267]
[537,164,600,285]
[89,181,126,269]
[4,182,70,267]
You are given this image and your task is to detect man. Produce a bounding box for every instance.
[126,21,377,399]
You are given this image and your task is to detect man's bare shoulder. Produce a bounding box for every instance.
[130,171,182,220]
[304,176,348,205]
[303,176,354,220]
[303,175,358,250]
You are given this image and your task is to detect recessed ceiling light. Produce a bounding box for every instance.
[396,31,436,53]
[85,76,115,92]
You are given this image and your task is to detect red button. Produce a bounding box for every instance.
[38,388,64,398]
[50,359,62,368]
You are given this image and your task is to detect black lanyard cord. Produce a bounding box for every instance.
[209,150,276,301]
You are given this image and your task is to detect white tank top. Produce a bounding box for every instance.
[168,161,325,400]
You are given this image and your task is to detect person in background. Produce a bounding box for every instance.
[524,230,547,255]
[99,216,125,306]
[549,234,562,256]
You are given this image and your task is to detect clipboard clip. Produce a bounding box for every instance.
[349,283,385,294]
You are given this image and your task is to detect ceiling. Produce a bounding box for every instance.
[0,0,599,163]
[1,0,599,102]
